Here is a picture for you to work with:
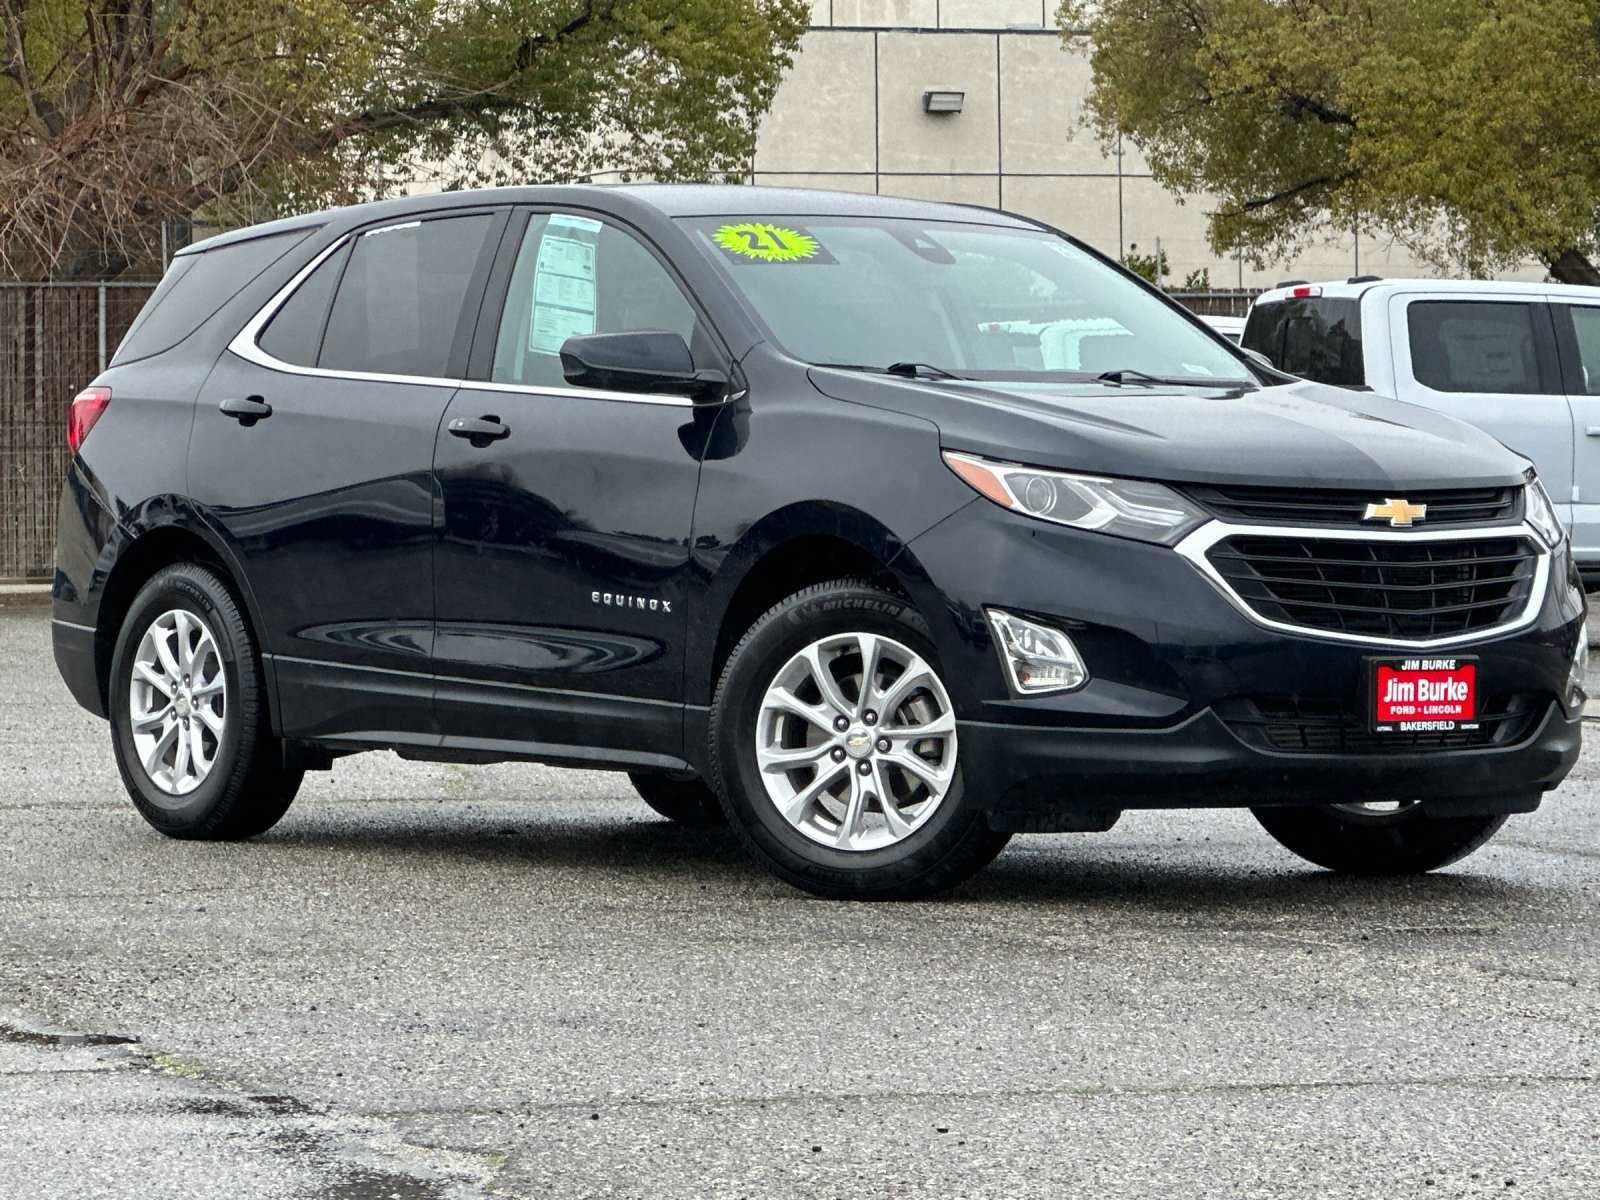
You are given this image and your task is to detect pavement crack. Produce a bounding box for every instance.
[0,1021,138,1048]
[358,1069,1600,1121]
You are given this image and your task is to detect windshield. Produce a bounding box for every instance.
[680,216,1251,384]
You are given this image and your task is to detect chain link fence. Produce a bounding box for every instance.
[0,283,1262,582]
[1,283,155,580]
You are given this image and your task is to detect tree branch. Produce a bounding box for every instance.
[308,4,610,151]
[1232,169,1360,213]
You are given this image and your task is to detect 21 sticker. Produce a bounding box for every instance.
[713,223,820,262]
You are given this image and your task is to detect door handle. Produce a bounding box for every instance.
[1586,426,1600,437]
[448,415,510,445]
[219,395,272,426]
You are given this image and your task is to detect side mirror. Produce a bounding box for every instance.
[1241,347,1274,370]
[560,331,729,403]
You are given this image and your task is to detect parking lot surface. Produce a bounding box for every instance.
[4,599,1600,1198]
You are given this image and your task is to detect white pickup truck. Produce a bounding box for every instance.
[1243,277,1600,582]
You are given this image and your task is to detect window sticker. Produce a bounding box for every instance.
[529,215,599,355]
[713,223,821,263]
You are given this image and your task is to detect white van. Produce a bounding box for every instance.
[1243,277,1600,581]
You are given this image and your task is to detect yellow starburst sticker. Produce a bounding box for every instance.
[713,223,820,262]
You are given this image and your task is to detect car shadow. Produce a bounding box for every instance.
[259,805,758,879]
[960,847,1533,917]
[250,803,1545,919]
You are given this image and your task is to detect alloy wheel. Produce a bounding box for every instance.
[128,609,228,798]
[755,632,957,851]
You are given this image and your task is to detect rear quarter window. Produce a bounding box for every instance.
[112,229,313,365]
[1242,297,1366,387]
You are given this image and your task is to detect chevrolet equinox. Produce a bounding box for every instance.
[52,186,1587,898]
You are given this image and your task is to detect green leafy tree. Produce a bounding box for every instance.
[1060,0,1600,282]
[1121,242,1169,285]
[0,0,808,277]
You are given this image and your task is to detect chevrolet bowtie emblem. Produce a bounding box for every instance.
[1363,497,1428,527]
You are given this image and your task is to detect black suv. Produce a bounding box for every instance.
[52,185,1586,897]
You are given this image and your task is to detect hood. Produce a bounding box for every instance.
[807,369,1530,491]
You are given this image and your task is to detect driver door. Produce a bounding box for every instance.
[430,209,729,765]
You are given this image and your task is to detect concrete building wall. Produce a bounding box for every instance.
[745,10,1547,286]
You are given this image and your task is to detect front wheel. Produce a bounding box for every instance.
[710,579,1009,899]
[1252,801,1508,874]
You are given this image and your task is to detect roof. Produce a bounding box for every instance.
[603,183,1039,225]
[179,183,1039,256]
[1252,276,1600,306]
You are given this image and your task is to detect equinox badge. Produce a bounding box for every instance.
[1363,497,1427,527]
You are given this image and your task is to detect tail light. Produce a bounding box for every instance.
[68,386,111,453]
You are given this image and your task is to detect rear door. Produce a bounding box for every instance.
[190,209,505,742]
[1550,301,1600,563]
[429,208,730,767]
[1387,293,1571,521]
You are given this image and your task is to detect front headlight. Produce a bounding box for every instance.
[1525,479,1566,549]
[943,451,1208,545]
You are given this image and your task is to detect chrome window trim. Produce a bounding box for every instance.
[1174,520,1551,649]
[226,230,697,409]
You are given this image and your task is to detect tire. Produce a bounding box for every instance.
[630,771,725,827]
[1252,801,1508,874]
[109,563,303,841]
[710,578,1010,899]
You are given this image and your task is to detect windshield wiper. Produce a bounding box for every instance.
[887,361,968,381]
[1096,368,1255,389]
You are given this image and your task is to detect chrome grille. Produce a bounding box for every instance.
[1205,534,1540,640]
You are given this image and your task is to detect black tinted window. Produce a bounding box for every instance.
[258,244,346,366]
[1242,297,1365,387]
[1408,301,1546,394]
[320,215,493,378]
[114,229,312,365]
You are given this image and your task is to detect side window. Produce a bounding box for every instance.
[257,244,347,367]
[1407,300,1547,395]
[491,213,706,389]
[1562,306,1600,395]
[320,214,494,378]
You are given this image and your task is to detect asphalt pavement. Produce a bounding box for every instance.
[5,597,1600,1198]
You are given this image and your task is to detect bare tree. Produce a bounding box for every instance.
[0,0,808,278]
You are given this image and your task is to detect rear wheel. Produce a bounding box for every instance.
[109,564,302,840]
[1252,800,1508,874]
[629,771,725,827]
[710,579,1009,899]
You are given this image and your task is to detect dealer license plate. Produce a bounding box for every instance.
[1370,657,1479,733]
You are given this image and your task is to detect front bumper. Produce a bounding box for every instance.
[903,502,1587,829]
[962,702,1580,831]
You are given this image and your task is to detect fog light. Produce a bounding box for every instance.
[986,609,1088,695]
[1568,620,1590,707]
